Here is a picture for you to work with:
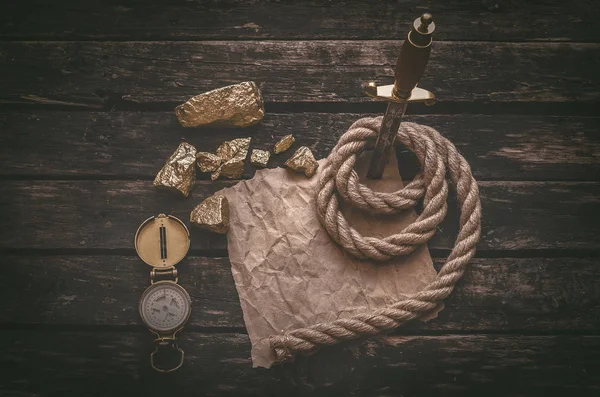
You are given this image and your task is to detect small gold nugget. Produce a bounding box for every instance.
[153,142,197,196]
[215,160,245,180]
[274,134,295,154]
[285,146,319,177]
[250,149,270,168]
[216,137,251,162]
[196,152,222,172]
[175,81,264,128]
[212,137,251,180]
[190,194,229,234]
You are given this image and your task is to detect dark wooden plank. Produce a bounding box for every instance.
[2,112,599,181]
[1,0,599,42]
[1,181,598,251]
[1,41,598,107]
[2,331,598,396]
[4,255,599,332]
[2,255,241,328]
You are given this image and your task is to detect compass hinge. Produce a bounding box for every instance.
[150,267,179,284]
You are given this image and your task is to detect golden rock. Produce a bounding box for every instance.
[274,134,295,154]
[153,142,197,196]
[196,152,222,172]
[190,194,229,234]
[250,149,270,168]
[213,159,245,180]
[211,137,251,180]
[285,146,319,178]
[175,81,264,128]
[216,137,251,162]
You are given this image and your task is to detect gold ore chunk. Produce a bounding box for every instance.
[190,194,229,234]
[216,137,251,162]
[285,146,319,178]
[214,160,244,180]
[196,152,222,172]
[212,137,251,180]
[274,134,295,154]
[175,81,264,128]
[250,149,270,168]
[153,142,197,196]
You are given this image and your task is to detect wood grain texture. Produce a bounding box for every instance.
[1,0,599,42]
[1,180,598,251]
[2,112,599,181]
[3,255,599,332]
[1,41,598,107]
[2,331,599,396]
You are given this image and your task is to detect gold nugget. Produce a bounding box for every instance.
[216,137,251,162]
[250,149,270,168]
[274,134,295,154]
[212,137,251,180]
[153,142,197,196]
[196,152,222,172]
[215,160,245,180]
[175,81,264,128]
[285,146,319,177]
[190,194,229,234]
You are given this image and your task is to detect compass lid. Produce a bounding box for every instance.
[135,214,190,268]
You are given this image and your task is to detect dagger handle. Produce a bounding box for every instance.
[393,13,435,100]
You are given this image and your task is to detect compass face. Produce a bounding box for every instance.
[139,282,192,332]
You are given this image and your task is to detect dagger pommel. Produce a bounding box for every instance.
[393,13,436,100]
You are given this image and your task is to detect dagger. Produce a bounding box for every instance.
[365,13,436,179]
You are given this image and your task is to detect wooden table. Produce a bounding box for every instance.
[1,1,599,395]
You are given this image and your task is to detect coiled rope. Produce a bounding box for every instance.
[269,116,482,363]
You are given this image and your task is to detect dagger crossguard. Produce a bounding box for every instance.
[364,82,436,106]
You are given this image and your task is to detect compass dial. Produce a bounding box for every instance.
[139,282,192,332]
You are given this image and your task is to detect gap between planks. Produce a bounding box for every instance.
[1,323,599,338]
[2,101,600,115]
[1,248,600,259]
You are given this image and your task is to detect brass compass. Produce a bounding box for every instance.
[135,214,192,373]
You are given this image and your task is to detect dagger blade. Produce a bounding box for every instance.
[366,101,408,179]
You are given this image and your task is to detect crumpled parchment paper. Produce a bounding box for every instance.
[217,152,439,368]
